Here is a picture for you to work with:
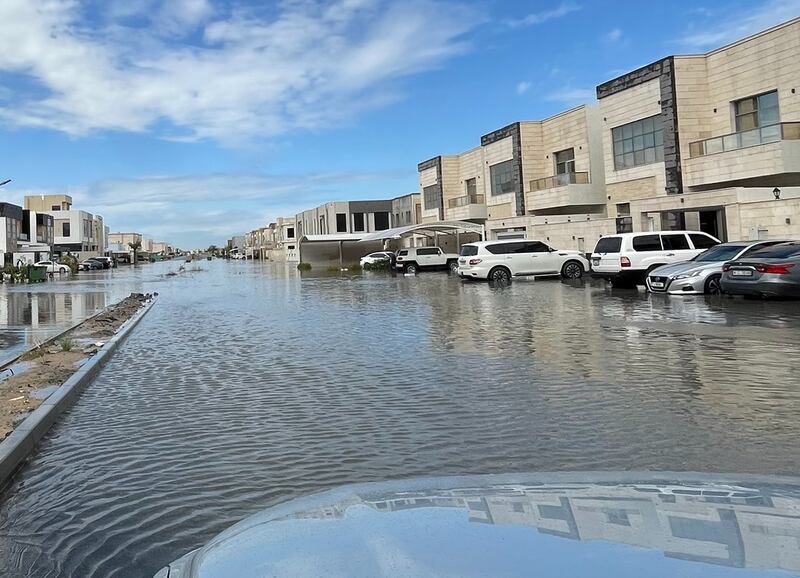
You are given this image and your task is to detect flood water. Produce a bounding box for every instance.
[1,259,799,577]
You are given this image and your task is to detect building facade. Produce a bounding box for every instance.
[0,203,23,269]
[295,200,393,238]
[24,195,106,257]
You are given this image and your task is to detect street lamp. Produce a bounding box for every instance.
[0,179,10,187]
[773,187,781,200]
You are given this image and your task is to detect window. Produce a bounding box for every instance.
[594,237,622,253]
[423,185,440,211]
[632,234,662,252]
[51,205,60,211]
[746,242,800,259]
[689,234,718,250]
[374,212,390,231]
[335,213,347,233]
[554,148,575,175]
[486,242,523,255]
[734,90,779,132]
[397,250,408,256]
[616,203,631,216]
[353,213,365,232]
[287,245,295,250]
[62,222,71,237]
[489,160,516,196]
[465,177,477,196]
[521,241,550,253]
[416,248,440,255]
[405,210,411,223]
[287,227,294,238]
[694,244,747,262]
[612,115,663,170]
[661,234,690,250]
[460,245,478,257]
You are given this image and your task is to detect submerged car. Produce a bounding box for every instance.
[79,259,103,271]
[359,251,394,268]
[33,260,70,274]
[458,239,589,283]
[646,239,787,295]
[155,472,800,578]
[721,241,800,298]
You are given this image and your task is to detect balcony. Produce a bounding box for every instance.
[525,172,604,213]
[529,172,589,192]
[445,194,487,221]
[684,122,800,189]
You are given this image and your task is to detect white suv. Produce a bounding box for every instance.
[394,246,460,274]
[591,231,720,287]
[457,239,589,283]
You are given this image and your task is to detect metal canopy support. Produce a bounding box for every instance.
[338,241,343,269]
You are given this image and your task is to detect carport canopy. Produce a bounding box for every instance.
[358,220,484,242]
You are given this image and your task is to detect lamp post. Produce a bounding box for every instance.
[773,187,781,200]
[0,179,10,188]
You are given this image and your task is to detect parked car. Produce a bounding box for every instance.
[394,246,459,274]
[34,260,71,274]
[591,231,720,287]
[721,241,800,298]
[457,239,589,283]
[89,256,112,269]
[359,252,394,268]
[646,240,788,295]
[79,259,104,271]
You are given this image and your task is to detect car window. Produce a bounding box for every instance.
[416,248,439,256]
[745,242,800,259]
[486,242,521,255]
[593,237,621,254]
[368,253,383,258]
[521,241,549,253]
[689,234,718,249]
[397,250,408,256]
[661,234,690,251]
[739,241,784,257]
[632,235,662,252]
[460,246,478,257]
[693,245,748,262]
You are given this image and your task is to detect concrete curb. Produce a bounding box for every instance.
[0,296,159,489]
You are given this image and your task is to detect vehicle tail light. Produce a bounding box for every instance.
[396,257,403,261]
[755,263,795,275]
[620,256,631,268]
[722,263,732,272]
[469,259,482,265]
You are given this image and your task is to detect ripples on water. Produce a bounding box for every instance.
[1,261,800,577]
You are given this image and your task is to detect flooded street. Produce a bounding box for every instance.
[1,260,799,577]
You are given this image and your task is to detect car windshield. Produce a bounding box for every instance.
[692,244,747,262]
[460,246,478,256]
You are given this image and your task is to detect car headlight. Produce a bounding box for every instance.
[672,271,702,280]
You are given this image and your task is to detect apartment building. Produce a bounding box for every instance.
[24,194,105,257]
[596,17,800,241]
[295,200,393,238]
[0,202,23,269]
[108,232,143,263]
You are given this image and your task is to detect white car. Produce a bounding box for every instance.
[394,247,460,274]
[359,252,394,267]
[591,231,720,288]
[457,239,589,283]
[34,260,71,274]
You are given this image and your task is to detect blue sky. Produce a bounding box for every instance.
[1,0,798,248]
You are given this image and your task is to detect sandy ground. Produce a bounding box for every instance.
[0,293,153,440]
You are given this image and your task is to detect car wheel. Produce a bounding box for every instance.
[448,260,459,273]
[704,274,723,295]
[405,263,418,275]
[488,266,511,283]
[561,260,583,279]
[59,266,69,274]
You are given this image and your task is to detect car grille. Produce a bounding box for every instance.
[648,275,669,292]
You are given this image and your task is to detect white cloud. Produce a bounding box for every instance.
[677,0,799,49]
[506,2,581,28]
[603,28,622,43]
[5,170,410,247]
[544,87,595,105]
[515,81,531,95]
[0,0,482,144]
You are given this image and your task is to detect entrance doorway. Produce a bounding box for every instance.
[699,210,723,240]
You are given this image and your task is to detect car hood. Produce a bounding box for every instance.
[650,260,719,277]
[161,472,800,578]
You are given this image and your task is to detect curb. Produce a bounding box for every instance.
[0,296,159,489]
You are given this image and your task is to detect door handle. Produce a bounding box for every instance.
[666,253,675,256]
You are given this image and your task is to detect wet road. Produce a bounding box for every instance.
[1,260,799,577]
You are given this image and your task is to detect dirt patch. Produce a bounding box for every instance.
[0,293,154,440]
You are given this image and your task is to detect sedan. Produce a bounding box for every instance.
[34,260,70,274]
[359,252,394,267]
[647,240,788,295]
[721,241,800,298]
[79,260,104,271]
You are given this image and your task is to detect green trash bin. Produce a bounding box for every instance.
[28,265,48,283]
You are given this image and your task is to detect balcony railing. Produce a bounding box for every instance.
[447,193,485,208]
[529,171,589,192]
[689,122,800,158]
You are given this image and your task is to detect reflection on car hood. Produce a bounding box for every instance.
[651,260,719,277]
[168,472,800,578]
